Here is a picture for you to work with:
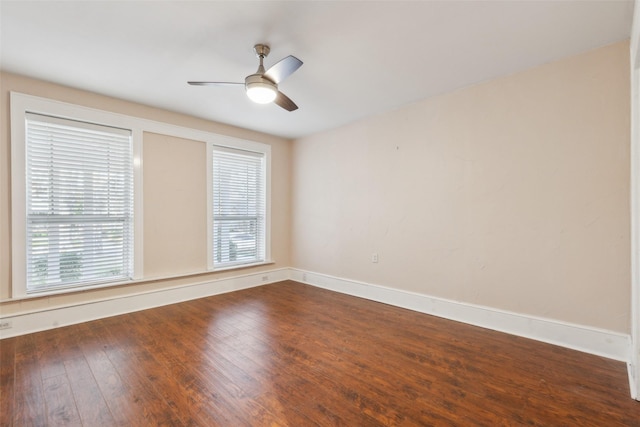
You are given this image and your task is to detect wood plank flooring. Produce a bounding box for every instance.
[1,280,639,426]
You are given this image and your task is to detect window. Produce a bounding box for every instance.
[23,113,134,293]
[210,144,268,269]
[11,92,142,297]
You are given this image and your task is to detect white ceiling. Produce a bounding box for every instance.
[0,0,634,139]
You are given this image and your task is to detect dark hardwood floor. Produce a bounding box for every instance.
[1,280,639,426]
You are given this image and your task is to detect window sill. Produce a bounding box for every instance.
[6,260,276,302]
[211,260,275,273]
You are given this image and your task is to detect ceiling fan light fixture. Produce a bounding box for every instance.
[246,81,277,104]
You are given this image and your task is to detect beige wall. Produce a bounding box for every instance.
[142,132,208,277]
[0,72,292,315]
[291,41,631,333]
[0,41,631,334]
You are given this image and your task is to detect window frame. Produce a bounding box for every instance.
[11,92,144,298]
[207,140,271,271]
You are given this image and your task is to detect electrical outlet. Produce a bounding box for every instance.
[0,320,12,330]
[262,275,269,282]
[372,253,379,263]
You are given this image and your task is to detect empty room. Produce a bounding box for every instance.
[2,0,640,425]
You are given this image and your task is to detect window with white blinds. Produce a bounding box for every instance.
[212,145,266,268]
[25,113,134,293]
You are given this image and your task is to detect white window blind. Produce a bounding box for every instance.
[212,145,265,267]
[25,112,134,293]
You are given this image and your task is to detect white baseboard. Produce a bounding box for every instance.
[290,268,632,363]
[628,362,637,400]
[1,267,632,365]
[0,268,289,339]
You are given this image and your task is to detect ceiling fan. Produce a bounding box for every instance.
[188,44,303,111]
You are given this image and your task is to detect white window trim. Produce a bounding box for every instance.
[206,139,272,271]
[11,93,144,298]
[630,4,640,400]
[10,92,273,299]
